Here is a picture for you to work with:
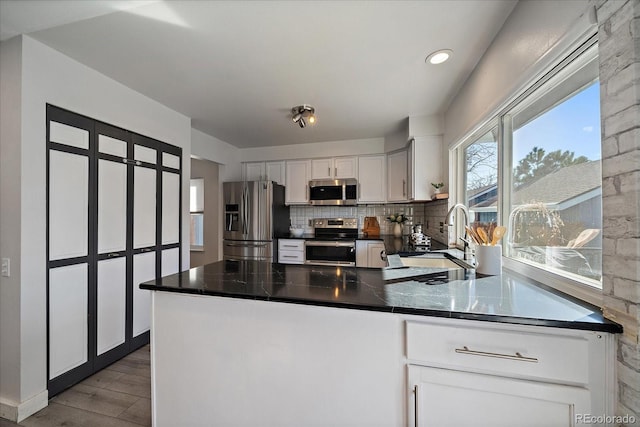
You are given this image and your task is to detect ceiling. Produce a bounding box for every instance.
[0,0,517,148]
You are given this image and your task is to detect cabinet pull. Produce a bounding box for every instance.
[454,346,538,363]
[282,255,297,258]
[122,158,142,166]
[334,167,337,177]
[413,385,418,427]
[402,179,406,197]
[328,167,331,176]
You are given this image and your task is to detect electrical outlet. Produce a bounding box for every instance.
[1,258,9,277]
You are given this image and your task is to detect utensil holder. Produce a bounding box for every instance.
[475,244,502,275]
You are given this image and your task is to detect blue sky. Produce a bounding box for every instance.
[513,82,601,162]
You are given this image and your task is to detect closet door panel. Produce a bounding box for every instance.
[133,252,156,337]
[162,248,180,276]
[49,151,88,260]
[49,264,88,379]
[98,160,127,253]
[97,257,126,355]
[162,171,180,245]
[134,166,157,249]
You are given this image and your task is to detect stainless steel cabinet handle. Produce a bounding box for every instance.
[225,242,268,247]
[413,385,418,427]
[282,255,298,258]
[402,179,406,197]
[328,166,331,176]
[305,241,355,248]
[454,346,538,363]
[282,245,299,248]
[334,167,337,177]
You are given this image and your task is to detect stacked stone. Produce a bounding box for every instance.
[596,0,640,423]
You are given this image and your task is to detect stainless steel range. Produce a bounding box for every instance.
[305,218,358,266]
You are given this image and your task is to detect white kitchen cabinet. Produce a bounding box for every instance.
[310,157,357,180]
[278,239,305,264]
[387,149,409,202]
[408,136,443,201]
[405,318,612,427]
[243,161,285,185]
[285,160,311,204]
[408,365,590,427]
[358,155,386,203]
[356,240,387,268]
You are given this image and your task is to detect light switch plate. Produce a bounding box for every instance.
[1,258,9,277]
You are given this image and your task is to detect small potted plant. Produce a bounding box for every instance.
[386,213,409,237]
[431,182,445,194]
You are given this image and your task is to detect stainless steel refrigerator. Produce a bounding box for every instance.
[223,181,290,262]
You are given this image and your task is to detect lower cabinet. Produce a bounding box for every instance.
[408,365,590,427]
[405,318,613,427]
[356,240,388,267]
[278,239,305,264]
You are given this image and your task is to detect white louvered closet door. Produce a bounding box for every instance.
[96,133,128,356]
[48,123,90,380]
[132,143,158,338]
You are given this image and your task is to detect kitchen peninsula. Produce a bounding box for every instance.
[141,255,621,426]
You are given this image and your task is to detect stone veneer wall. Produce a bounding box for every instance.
[595,0,640,423]
[289,200,449,244]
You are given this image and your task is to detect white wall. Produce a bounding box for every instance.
[0,36,23,410]
[0,35,192,420]
[444,0,594,148]
[239,137,385,162]
[191,128,241,182]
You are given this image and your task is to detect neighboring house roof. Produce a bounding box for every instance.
[468,160,602,210]
[513,160,602,206]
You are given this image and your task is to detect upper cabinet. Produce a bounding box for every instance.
[409,136,443,201]
[243,161,285,185]
[358,155,386,203]
[311,157,357,180]
[387,149,409,202]
[285,160,311,204]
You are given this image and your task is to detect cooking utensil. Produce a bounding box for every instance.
[476,227,489,245]
[490,226,506,246]
[464,226,480,245]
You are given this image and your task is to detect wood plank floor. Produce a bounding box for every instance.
[1,345,151,427]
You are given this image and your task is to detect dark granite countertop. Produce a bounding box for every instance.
[141,257,622,334]
[277,234,448,255]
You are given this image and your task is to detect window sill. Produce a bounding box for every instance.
[502,257,603,308]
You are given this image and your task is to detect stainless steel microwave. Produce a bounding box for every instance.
[309,179,358,205]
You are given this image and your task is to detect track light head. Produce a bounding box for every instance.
[290,104,316,128]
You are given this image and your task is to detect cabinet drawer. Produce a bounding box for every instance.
[279,250,304,264]
[278,239,304,251]
[406,321,590,385]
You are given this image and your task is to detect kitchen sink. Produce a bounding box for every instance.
[400,256,462,269]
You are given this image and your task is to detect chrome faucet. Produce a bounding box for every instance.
[445,203,473,261]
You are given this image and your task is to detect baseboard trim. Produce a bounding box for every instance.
[0,389,48,422]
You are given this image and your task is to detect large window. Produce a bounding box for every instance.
[458,38,602,288]
[464,126,498,232]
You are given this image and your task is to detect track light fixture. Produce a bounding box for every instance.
[291,105,316,128]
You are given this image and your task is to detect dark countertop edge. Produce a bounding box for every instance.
[139,283,623,334]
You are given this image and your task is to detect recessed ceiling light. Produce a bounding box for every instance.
[426,49,453,65]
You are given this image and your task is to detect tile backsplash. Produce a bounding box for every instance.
[289,199,450,245]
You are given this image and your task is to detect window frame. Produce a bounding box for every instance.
[452,34,603,306]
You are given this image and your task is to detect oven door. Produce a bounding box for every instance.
[305,241,356,266]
